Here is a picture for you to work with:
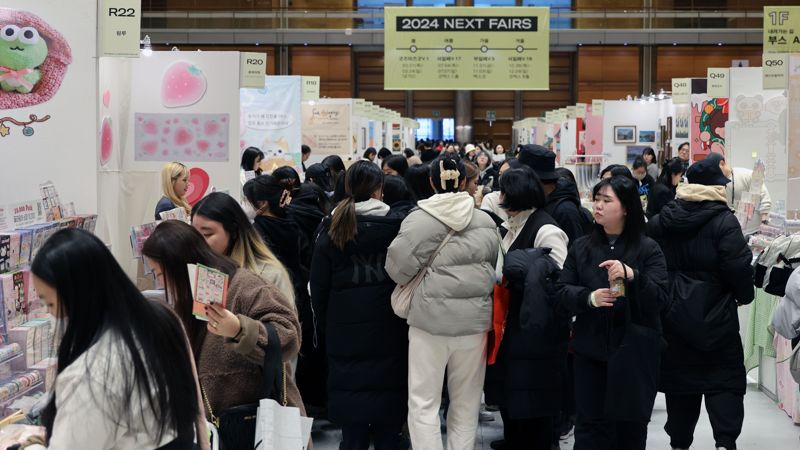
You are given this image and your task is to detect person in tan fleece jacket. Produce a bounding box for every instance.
[142,221,307,441]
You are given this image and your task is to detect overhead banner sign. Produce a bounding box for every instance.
[707,68,730,98]
[672,78,690,104]
[764,6,800,53]
[100,0,142,57]
[383,7,550,90]
[763,53,789,89]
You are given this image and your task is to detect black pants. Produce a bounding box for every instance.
[664,392,744,450]
[573,355,648,450]
[500,409,553,450]
[340,423,403,450]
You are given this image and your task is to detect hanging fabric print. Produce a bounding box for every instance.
[134,113,230,162]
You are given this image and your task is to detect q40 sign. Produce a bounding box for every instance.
[383,7,550,91]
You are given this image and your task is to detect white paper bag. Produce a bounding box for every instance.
[254,399,313,450]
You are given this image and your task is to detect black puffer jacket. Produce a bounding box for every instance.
[544,178,593,244]
[498,247,568,419]
[557,230,668,361]
[310,211,409,425]
[647,184,755,394]
[646,181,676,219]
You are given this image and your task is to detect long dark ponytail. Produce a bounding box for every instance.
[33,229,198,443]
[328,160,384,250]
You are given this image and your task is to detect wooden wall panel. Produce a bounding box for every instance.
[473,121,513,149]
[413,91,455,118]
[522,52,574,118]
[291,47,353,98]
[654,46,762,92]
[355,52,405,112]
[577,46,640,103]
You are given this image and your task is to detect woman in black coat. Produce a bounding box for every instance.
[646,156,754,450]
[310,161,409,450]
[243,175,327,410]
[558,175,668,450]
[646,157,685,219]
[485,168,570,450]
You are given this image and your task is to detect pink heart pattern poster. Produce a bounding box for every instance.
[134,113,230,162]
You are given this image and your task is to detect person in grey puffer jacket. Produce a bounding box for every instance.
[386,154,501,450]
[773,267,800,343]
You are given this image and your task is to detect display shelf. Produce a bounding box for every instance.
[0,380,43,415]
[0,353,24,369]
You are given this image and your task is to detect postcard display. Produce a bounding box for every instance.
[98,52,243,277]
[0,0,100,423]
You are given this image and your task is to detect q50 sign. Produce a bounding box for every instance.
[384,7,550,91]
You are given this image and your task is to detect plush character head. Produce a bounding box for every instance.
[0,24,48,70]
[0,8,72,109]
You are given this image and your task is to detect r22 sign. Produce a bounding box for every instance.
[109,8,136,17]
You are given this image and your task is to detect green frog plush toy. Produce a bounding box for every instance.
[0,24,48,94]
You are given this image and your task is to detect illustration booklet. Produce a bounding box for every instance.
[187,264,229,321]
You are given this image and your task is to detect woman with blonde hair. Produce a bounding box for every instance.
[155,162,192,220]
[191,192,294,308]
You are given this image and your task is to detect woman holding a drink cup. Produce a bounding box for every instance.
[558,175,668,450]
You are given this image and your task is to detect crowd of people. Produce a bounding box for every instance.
[25,140,769,450]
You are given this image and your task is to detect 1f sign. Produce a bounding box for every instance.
[769,10,790,26]
[100,0,142,57]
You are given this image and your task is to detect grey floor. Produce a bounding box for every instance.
[312,383,800,449]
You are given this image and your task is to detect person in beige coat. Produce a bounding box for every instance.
[142,221,308,447]
[386,155,501,450]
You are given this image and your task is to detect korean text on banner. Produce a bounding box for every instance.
[383,7,550,90]
[764,6,800,54]
[241,76,303,168]
[100,0,142,57]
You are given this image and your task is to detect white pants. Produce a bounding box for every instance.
[407,326,488,450]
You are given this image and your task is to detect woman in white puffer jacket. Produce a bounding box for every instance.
[386,154,500,450]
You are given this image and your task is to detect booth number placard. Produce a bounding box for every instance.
[100,0,142,57]
[383,7,550,91]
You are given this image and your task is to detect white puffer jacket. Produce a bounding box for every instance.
[386,192,501,337]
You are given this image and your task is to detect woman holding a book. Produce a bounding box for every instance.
[141,221,308,444]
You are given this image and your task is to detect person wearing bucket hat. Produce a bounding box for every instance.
[647,152,754,450]
[518,145,593,244]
